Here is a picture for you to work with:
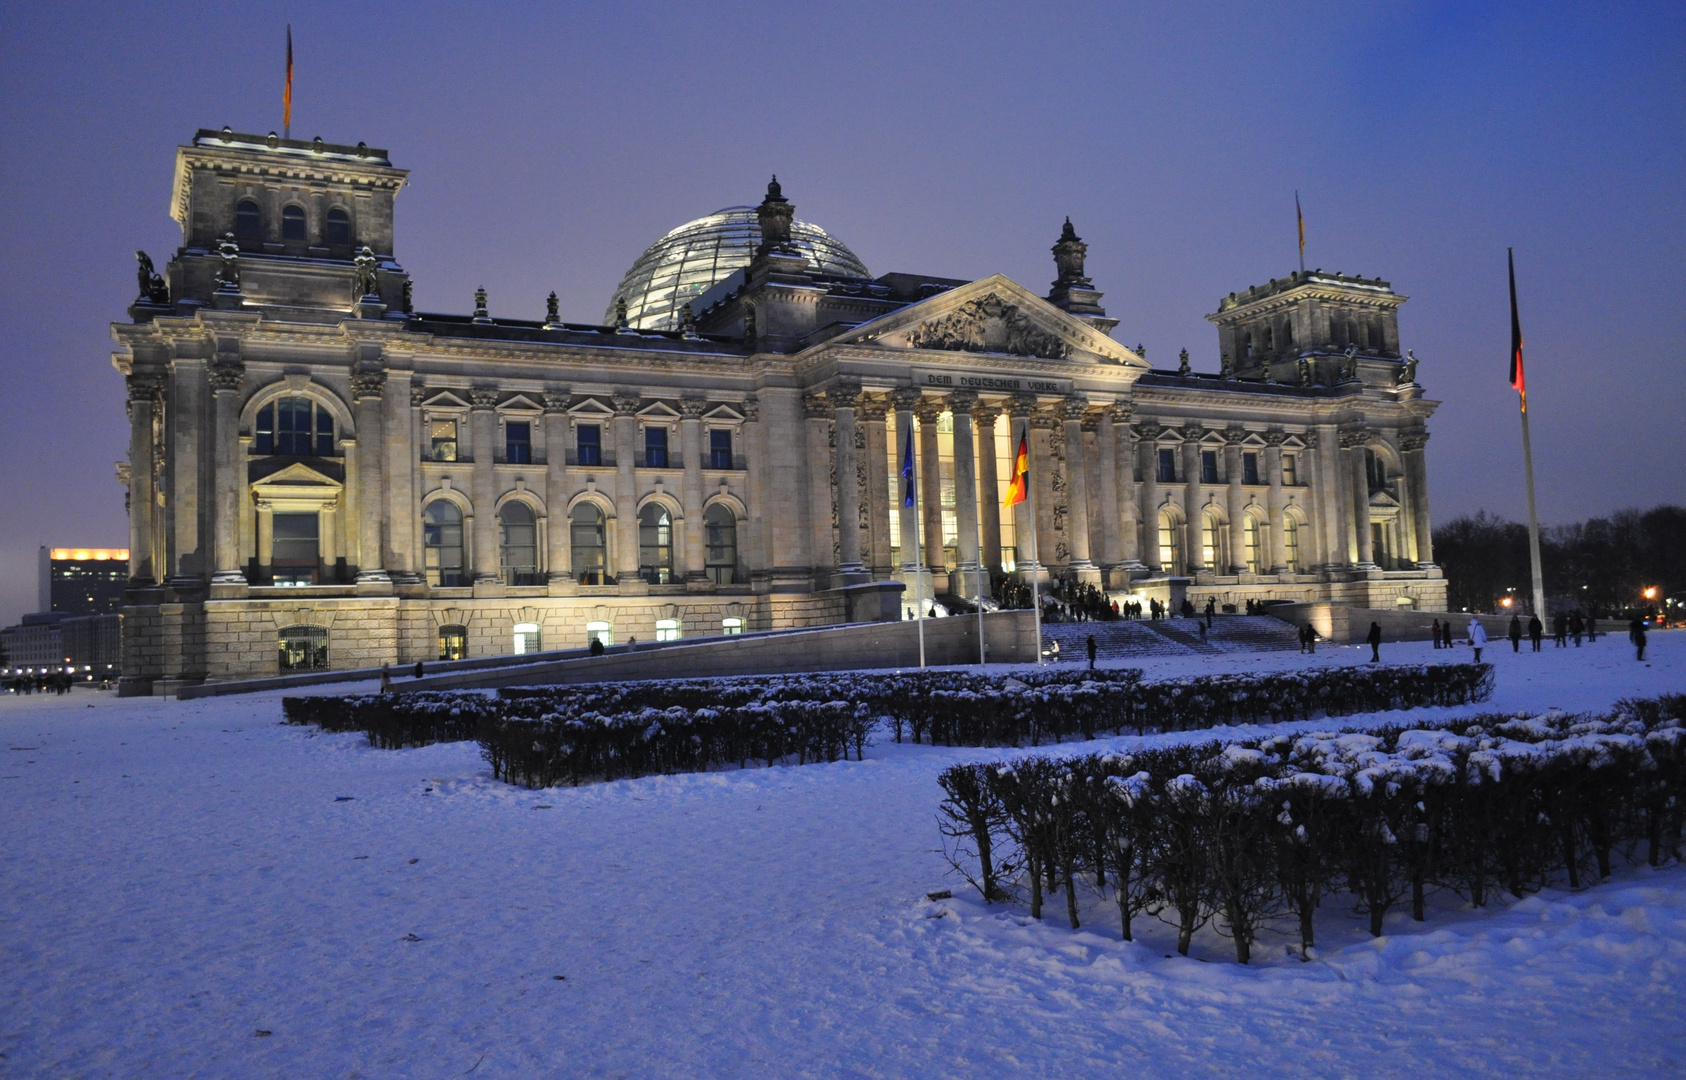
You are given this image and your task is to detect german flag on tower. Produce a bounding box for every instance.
[1508,247,1526,406]
[1004,430,1030,507]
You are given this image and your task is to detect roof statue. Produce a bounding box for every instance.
[134,251,168,304]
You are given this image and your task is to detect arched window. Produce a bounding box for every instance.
[571,503,607,585]
[639,504,674,585]
[438,624,468,661]
[256,397,335,456]
[1201,510,1224,570]
[324,207,351,247]
[513,622,542,655]
[498,502,538,586]
[423,501,465,587]
[278,625,328,672]
[235,199,262,241]
[1283,517,1301,573]
[281,204,307,241]
[704,503,738,585]
[1243,516,1262,574]
[1158,510,1184,576]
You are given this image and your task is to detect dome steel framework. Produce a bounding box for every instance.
[606,206,869,331]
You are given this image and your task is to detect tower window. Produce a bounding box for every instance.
[1262,326,1273,352]
[281,205,307,241]
[1284,321,1295,346]
[1243,333,1254,358]
[324,208,351,247]
[256,397,334,456]
[235,199,262,241]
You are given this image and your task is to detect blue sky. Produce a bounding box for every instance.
[0,1,1681,623]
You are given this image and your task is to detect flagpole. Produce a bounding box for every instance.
[1025,422,1043,666]
[903,426,927,670]
[1510,248,1547,620]
[974,450,987,667]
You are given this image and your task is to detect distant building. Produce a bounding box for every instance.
[40,547,130,616]
[110,128,1445,694]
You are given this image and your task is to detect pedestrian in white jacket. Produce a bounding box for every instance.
[1467,618,1487,662]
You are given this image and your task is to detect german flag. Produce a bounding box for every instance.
[1004,430,1030,507]
[1508,248,1526,404]
[283,26,294,135]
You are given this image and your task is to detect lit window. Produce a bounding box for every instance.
[324,208,351,247]
[1283,517,1301,573]
[639,504,674,585]
[438,624,467,661]
[1202,511,1222,568]
[1201,450,1219,484]
[278,625,327,672]
[655,619,680,642]
[577,424,602,466]
[709,429,733,469]
[721,617,743,636]
[1282,453,1297,486]
[585,620,613,647]
[499,503,538,586]
[256,397,334,456]
[1158,510,1184,576]
[644,426,669,468]
[504,421,531,464]
[282,204,306,241]
[704,503,738,585]
[1243,452,1260,485]
[423,501,465,587]
[513,622,542,655]
[1244,516,1261,574]
[235,199,262,240]
[429,418,458,462]
[571,503,607,584]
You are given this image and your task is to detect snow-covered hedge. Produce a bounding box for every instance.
[937,693,1686,964]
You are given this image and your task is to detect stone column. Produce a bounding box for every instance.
[861,396,893,578]
[1112,402,1143,570]
[256,501,274,570]
[1095,408,1121,575]
[1028,404,1059,580]
[1314,424,1346,569]
[1136,422,1162,571]
[383,368,415,581]
[1265,431,1289,573]
[543,392,574,592]
[1345,428,1375,567]
[1224,428,1247,574]
[410,382,428,576]
[1402,432,1435,566]
[803,392,835,584]
[319,501,338,573]
[915,396,947,591]
[209,362,246,588]
[741,395,768,585]
[469,386,500,583]
[353,370,390,584]
[680,398,708,584]
[1181,426,1206,572]
[973,401,1003,576]
[949,390,981,598]
[1060,397,1097,580]
[168,358,205,582]
[611,394,642,586]
[1004,396,1039,576]
[125,375,161,585]
[828,382,866,581]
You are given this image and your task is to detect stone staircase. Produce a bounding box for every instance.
[1041,615,1302,661]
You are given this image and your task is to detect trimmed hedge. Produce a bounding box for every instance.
[937,694,1686,964]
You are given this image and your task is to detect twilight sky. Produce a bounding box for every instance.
[0,1,1681,625]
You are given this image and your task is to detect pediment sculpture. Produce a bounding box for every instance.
[905,294,1070,360]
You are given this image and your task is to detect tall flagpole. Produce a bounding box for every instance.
[1025,421,1043,666]
[903,426,927,669]
[1509,248,1547,619]
[974,447,987,667]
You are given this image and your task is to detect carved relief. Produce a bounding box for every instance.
[906,294,1070,360]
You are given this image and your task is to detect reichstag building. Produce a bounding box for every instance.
[112,128,1444,693]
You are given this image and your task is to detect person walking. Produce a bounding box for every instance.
[1086,634,1097,671]
[1366,621,1383,663]
[1553,612,1568,648]
[1631,617,1648,662]
[1508,614,1522,653]
[1468,617,1487,663]
[1587,615,1598,642]
[1205,596,1216,629]
[1431,618,1442,649]
[1570,612,1584,647]
[1528,613,1543,652]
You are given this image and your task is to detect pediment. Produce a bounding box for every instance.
[252,461,343,489]
[813,275,1145,367]
[568,397,615,418]
[496,394,544,414]
[1369,489,1402,509]
[637,401,682,421]
[704,403,746,423]
[421,390,472,410]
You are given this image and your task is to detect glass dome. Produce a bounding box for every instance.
[606,207,870,331]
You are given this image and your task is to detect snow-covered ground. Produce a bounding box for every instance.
[2,634,1681,1078]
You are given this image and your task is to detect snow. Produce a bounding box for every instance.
[2,634,1682,1078]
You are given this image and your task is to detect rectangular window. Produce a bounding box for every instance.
[577,424,601,466]
[709,429,733,469]
[721,617,743,636]
[655,619,680,642]
[504,421,531,464]
[1282,453,1297,486]
[256,404,274,455]
[1201,450,1219,484]
[1157,448,1176,483]
[429,419,458,462]
[1243,452,1260,485]
[644,426,669,468]
[271,512,319,585]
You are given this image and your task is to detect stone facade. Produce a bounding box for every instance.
[112,129,1443,694]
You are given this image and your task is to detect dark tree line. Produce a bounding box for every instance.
[1433,504,1684,614]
